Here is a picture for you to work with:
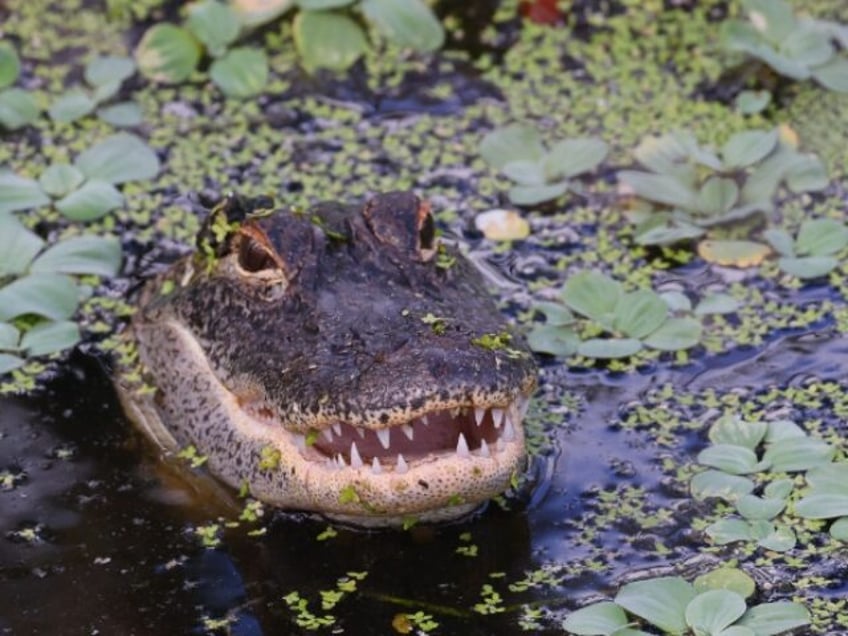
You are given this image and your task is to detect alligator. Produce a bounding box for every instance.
[117,192,537,526]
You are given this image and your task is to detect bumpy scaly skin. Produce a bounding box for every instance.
[118,192,537,526]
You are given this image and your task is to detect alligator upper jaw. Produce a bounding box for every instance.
[243,397,530,476]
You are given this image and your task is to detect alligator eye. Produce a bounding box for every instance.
[238,236,279,273]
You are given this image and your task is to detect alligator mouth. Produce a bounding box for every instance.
[247,399,529,475]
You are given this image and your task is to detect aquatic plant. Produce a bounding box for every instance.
[136,0,268,98]
[0,215,121,374]
[563,570,809,635]
[764,218,848,279]
[135,0,444,88]
[479,123,608,206]
[619,128,828,249]
[720,0,848,93]
[692,415,841,552]
[795,463,848,541]
[49,55,140,125]
[0,133,160,221]
[526,271,736,359]
[0,40,40,130]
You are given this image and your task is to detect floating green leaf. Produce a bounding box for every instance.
[480,124,546,171]
[0,88,40,129]
[642,317,701,351]
[502,160,546,185]
[812,56,848,93]
[55,179,124,222]
[778,256,838,279]
[697,177,739,214]
[829,516,848,540]
[706,518,754,544]
[693,568,756,599]
[736,494,786,520]
[97,101,143,127]
[685,590,747,635]
[795,494,848,519]
[30,236,122,277]
[805,463,848,493]
[0,41,20,89]
[613,290,667,339]
[764,479,794,500]
[762,228,794,257]
[577,338,642,359]
[75,133,160,184]
[618,170,698,209]
[709,415,767,450]
[0,323,19,351]
[186,0,241,57]
[508,182,569,205]
[293,10,368,72]
[210,47,268,98]
[136,24,202,83]
[298,0,355,7]
[721,129,778,168]
[84,55,135,87]
[691,470,755,501]
[698,444,761,475]
[48,90,97,123]
[561,271,621,325]
[694,293,739,316]
[527,325,578,357]
[39,164,85,198]
[757,524,796,551]
[0,172,50,214]
[0,273,79,321]
[794,218,848,256]
[763,437,835,472]
[544,138,608,180]
[0,353,24,374]
[20,320,80,357]
[614,577,694,634]
[562,601,628,635]
[0,214,44,276]
[734,90,770,114]
[361,0,445,53]
[736,602,810,635]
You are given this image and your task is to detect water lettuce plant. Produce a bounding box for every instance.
[764,218,848,279]
[0,215,121,375]
[0,40,40,130]
[619,129,828,248]
[563,572,809,635]
[136,0,269,98]
[49,55,139,125]
[480,123,608,206]
[720,0,848,93]
[795,463,848,541]
[691,415,840,552]
[527,271,736,359]
[0,133,160,221]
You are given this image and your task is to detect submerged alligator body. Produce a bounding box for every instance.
[118,192,537,526]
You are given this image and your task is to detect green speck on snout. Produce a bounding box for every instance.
[259,445,281,470]
[338,484,361,504]
[421,313,447,335]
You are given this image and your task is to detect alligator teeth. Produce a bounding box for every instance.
[504,418,516,442]
[474,407,486,426]
[450,407,461,418]
[323,428,334,442]
[356,427,366,438]
[371,457,382,475]
[336,453,346,468]
[420,415,429,427]
[496,438,506,453]
[377,428,391,449]
[491,408,505,428]
[518,396,530,418]
[507,403,520,428]
[396,453,408,474]
[401,424,414,440]
[479,439,490,458]
[332,422,342,436]
[293,434,306,451]
[350,442,363,469]
[456,433,470,458]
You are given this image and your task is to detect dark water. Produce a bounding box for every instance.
[2,328,845,635]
